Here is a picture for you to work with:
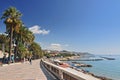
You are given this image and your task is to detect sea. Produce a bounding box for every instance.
[67,55,120,80]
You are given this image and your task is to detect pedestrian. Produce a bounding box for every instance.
[2,54,6,63]
[29,56,32,65]
[11,54,14,63]
[23,57,25,63]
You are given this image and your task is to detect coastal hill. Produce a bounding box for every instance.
[44,49,94,58]
[60,50,95,58]
[75,52,95,58]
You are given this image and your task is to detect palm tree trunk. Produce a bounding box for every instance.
[2,43,5,55]
[14,40,18,60]
[8,26,13,64]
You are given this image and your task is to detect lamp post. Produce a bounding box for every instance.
[13,42,16,63]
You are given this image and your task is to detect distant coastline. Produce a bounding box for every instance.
[56,55,113,80]
[63,55,120,80]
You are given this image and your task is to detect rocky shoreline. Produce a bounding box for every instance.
[72,61,92,67]
[69,65,112,80]
[57,56,113,80]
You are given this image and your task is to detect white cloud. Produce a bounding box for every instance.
[29,25,50,35]
[64,44,69,47]
[49,43,62,51]
[48,43,69,51]
[51,44,61,46]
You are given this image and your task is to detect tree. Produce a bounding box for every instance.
[0,34,8,55]
[17,43,29,60]
[18,26,34,45]
[29,42,43,59]
[14,26,35,59]
[1,7,22,63]
[1,7,43,63]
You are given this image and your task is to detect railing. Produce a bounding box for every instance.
[41,59,86,80]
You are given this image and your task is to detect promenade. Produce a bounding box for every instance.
[0,59,56,80]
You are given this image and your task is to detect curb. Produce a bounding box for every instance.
[0,62,22,67]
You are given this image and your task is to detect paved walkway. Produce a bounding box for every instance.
[0,59,50,80]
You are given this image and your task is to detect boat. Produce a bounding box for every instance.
[73,62,92,67]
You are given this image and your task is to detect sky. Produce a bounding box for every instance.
[0,0,120,55]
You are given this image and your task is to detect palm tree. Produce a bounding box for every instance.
[17,43,28,60]
[13,25,35,60]
[29,42,43,59]
[0,34,8,55]
[21,26,34,45]
[18,26,35,48]
[1,7,22,63]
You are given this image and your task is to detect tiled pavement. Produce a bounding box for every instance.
[0,60,48,80]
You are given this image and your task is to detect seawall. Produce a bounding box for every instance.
[41,59,100,80]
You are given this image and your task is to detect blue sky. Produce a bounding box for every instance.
[0,0,120,55]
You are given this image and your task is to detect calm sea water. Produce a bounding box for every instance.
[68,55,120,80]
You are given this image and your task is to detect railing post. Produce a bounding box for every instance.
[59,70,63,80]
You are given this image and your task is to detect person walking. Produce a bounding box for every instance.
[29,56,32,65]
[11,54,14,63]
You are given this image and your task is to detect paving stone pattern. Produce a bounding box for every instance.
[0,60,48,80]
